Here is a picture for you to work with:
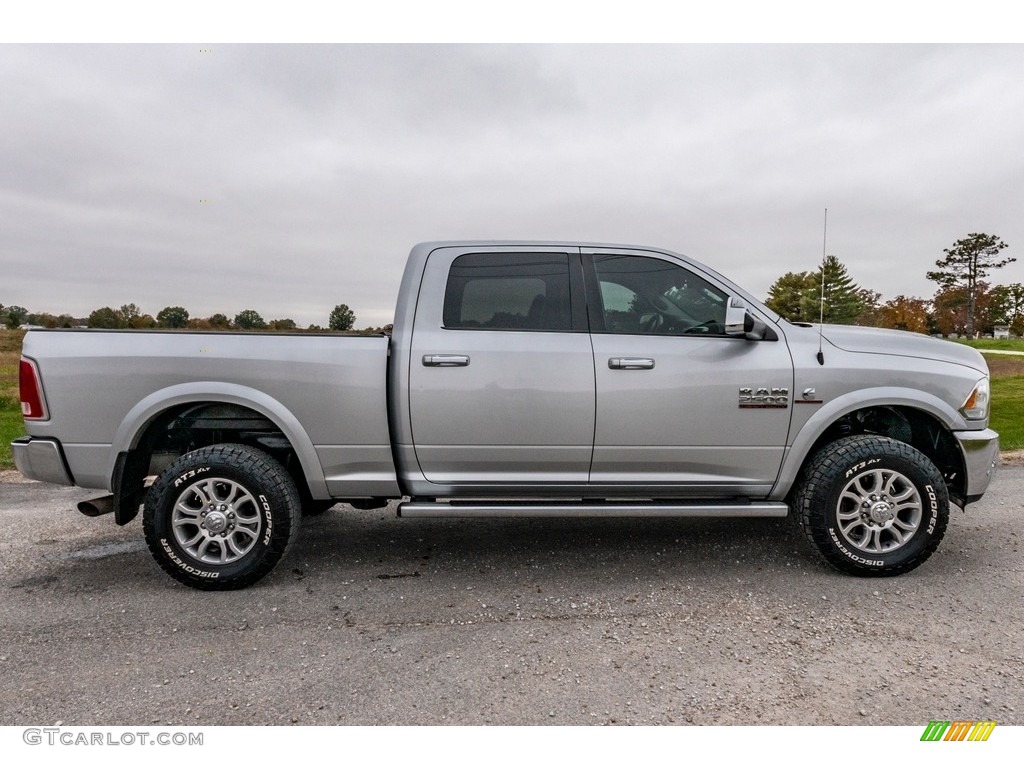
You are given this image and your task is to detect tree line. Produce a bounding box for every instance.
[6,233,1016,338]
[765,233,1020,337]
[0,302,381,333]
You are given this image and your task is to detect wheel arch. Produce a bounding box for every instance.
[109,383,328,524]
[775,388,969,508]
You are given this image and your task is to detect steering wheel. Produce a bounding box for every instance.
[683,319,723,335]
[639,312,665,333]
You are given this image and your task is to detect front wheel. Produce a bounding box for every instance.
[792,435,948,576]
[143,444,300,590]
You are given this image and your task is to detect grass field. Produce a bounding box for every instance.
[0,410,22,468]
[957,337,1024,353]
[991,377,1024,449]
[0,330,1021,470]
[966,340,1024,449]
[0,330,24,468]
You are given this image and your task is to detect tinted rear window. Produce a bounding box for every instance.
[443,253,572,331]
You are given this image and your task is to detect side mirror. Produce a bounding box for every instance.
[724,297,768,340]
[724,297,748,335]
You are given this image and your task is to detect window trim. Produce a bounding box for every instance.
[441,251,589,333]
[582,253,739,339]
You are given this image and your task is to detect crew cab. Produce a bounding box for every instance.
[13,242,1000,588]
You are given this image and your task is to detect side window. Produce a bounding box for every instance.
[593,255,728,335]
[443,253,572,331]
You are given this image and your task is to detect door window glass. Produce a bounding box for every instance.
[593,255,728,335]
[444,253,572,331]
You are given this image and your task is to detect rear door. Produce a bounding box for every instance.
[408,246,595,485]
[584,247,794,496]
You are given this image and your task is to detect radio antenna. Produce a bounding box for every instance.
[816,208,827,365]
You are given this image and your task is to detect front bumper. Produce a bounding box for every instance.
[954,428,999,504]
[10,437,74,486]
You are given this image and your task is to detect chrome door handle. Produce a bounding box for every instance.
[422,354,470,367]
[608,357,655,370]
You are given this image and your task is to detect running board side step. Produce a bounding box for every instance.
[397,501,789,519]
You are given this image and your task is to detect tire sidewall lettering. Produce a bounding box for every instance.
[163,472,271,580]
[844,458,880,478]
[144,445,299,589]
[160,537,220,579]
[795,436,949,577]
[826,528,884,567]
[260,494,273,545]
[925,484,939,534]
[173,466,210,488]
[831,455,927,566]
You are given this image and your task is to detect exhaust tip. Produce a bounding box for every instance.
[78,495,115,517]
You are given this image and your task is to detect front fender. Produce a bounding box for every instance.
[771,386,968,500]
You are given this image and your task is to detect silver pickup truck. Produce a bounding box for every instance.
[13,241,999,589]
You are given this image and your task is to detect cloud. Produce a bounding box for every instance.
[3,44,1023,326]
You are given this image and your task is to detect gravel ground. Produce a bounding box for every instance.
[0,463,1021,726]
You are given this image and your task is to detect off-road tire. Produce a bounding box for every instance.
[792,435,948,577]
[143,444,300,590]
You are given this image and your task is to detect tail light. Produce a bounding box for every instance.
[19,358,49,420]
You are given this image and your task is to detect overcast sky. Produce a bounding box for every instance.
[3,44,1023,327]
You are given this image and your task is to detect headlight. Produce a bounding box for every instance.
[961,377,990,420]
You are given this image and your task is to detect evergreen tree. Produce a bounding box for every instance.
[765,271,813,321]
[798,255,868,324]
[926,233,1012,337]
[765,256,871,325]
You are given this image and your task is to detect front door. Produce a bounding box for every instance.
[584,248,794,496]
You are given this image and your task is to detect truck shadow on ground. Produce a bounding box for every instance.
[9,508,818,593]
[16,500,988,594]
[291,508,813,582]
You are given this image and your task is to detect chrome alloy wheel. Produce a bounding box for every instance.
[171,477,263,565]
[836,468,923,554]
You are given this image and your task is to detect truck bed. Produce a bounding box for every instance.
[19,330,398,497]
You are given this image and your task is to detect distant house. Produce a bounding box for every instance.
[994,324,1010,340]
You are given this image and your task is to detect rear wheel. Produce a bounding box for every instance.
[792,435,948,576]
[143,444,300,589]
